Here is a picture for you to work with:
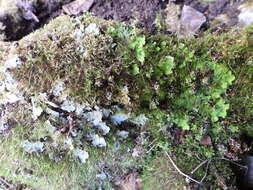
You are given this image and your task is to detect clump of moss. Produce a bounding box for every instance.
[6,13,253,189]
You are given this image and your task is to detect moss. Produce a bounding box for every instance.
[0,123,140,189]
[141,154,186,190]
[6,13,253,188]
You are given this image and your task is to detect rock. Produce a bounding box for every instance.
[111,113,129,125]
[73,149,89,163]
[63,0,94,16]
[180,5,206,38]
[164,4,206,38]
[243,156,253,189]
[22,140,44,154]
[211,14,231,28]
[102,108,111,119]
[238,2,253,27]
[0,0,73,40]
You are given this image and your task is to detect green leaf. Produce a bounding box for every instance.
[158,56,175,75]
[132,64,140,75]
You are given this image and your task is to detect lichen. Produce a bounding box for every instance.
[1,12,252,189]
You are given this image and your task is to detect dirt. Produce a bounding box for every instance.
[90,0,169,33]
[0,0,245,41]
[184,0,242,25]
[0,0,73,41]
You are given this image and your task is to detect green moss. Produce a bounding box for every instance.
[0,123,140,189]
[7,13,253,188]
[141,154,186,190]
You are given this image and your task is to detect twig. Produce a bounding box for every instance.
[191,158,212,174]
[191,157,247,175]
[165,152,203,185]
[0,177,12,188]
[218,158,247,169]
[201,159,212,183]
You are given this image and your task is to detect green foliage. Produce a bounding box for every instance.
[155,55,175,76]
[9,14,253,189]
[129,35,146,63]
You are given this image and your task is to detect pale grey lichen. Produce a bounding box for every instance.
[45,108,60,118]
[130,114,148,126]
[96,173,107,180]
[116,130,129,139]
[96,122,110,135]
[61,99,76,112]
[83,110,103,124]
[0,55,23,105]
[31,96,43,120]
[84,23,100,35]
[4,54,21,69]
[111,113,129,125]
[22,140,44,154]
[73,149,89,163]
[51,80,65,97]
[91,134,106,147]
[83,110,110,135]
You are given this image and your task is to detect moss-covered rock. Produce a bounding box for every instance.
[0,12,252,189]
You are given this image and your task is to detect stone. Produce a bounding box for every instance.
[180,5,206,38]
[238,2,253,27]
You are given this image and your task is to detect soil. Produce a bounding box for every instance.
[0,0,245,41]
[0,0,73,41]
[90,0,169,33]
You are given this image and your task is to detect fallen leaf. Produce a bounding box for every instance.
[119,173,141,190]
[200,135,212,146]
[132,145,142,157]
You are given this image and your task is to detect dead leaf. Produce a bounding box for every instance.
[200,135,212,146]
[63,0,94,16]
[119,173,141,190]
[132,145,142,158]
